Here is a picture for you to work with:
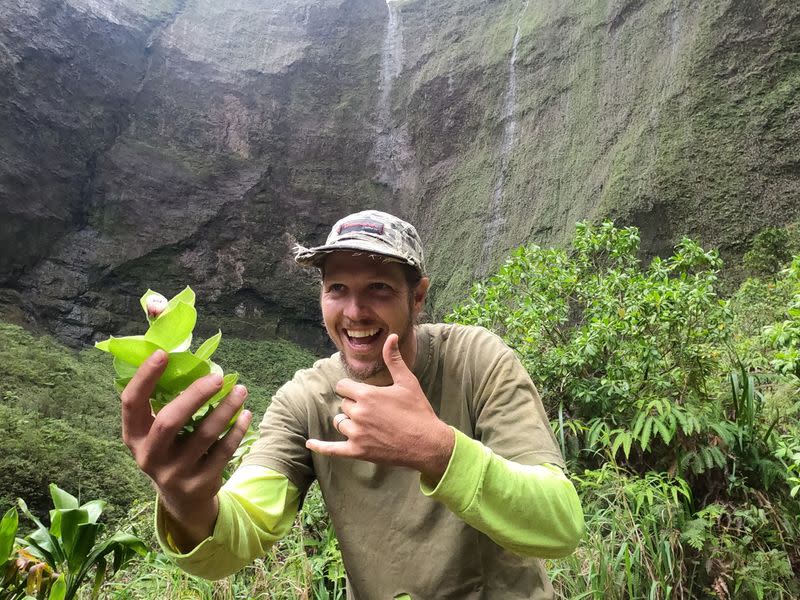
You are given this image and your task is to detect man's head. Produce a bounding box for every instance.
[295,210,429,383]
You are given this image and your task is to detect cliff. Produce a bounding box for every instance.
[0,0,797,346]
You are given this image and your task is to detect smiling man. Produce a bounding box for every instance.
[122,210,584,600]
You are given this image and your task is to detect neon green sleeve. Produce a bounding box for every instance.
[155,465,302,580]
[421,428,584,558]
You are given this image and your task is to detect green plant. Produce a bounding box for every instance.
[17,484,147,600]
[94,287,239,435]
[744,227,794,277]
[1,505,67,600]
[450,222,800,596]
[449,221,732,479]
[548,464,691,600]
[765,257,800,378]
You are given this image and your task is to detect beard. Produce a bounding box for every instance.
[338,312,415,383]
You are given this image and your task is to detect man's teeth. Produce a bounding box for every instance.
[346,328,380,338]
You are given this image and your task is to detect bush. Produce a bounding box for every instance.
[449,221,800,597]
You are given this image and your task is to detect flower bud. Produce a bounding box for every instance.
[146,293,168,318]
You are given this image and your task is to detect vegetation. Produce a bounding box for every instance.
[3,221,800,598]
[449,221,800,598]
[16,485,146,600]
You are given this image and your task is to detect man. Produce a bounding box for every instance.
[121,210,584,599]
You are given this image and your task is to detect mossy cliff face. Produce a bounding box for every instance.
[0,0,797,345]
[0,0,388,348]
[395,0,800,313]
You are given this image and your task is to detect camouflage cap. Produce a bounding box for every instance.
[294,210,425,274]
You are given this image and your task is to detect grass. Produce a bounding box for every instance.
[0,321,317,525]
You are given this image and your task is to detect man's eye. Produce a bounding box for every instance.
[327,284,345,293]
[370,283,391,292]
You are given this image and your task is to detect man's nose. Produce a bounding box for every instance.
[343,294,372,321]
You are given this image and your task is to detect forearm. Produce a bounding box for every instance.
[158,495,219,553]
[156,466,301,580]
[422,428,584,558]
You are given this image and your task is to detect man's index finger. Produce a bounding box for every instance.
[121,350,166,442]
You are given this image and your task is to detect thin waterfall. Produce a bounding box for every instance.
[372,0,415,192]
[478,0,530,275]
[379,2,403,125]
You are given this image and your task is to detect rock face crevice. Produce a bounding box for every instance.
[1,0,798,347]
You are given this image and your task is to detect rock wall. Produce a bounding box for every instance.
[0,0,798,347]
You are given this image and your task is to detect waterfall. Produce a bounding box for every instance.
[372,0,416,193]
[478,0,530,275]
[379,2,403,125]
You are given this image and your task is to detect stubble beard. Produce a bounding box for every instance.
[339,313,415,383]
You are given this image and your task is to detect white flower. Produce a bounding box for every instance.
[146,293,168,318]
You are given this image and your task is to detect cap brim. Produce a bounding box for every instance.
[294,240,418,270]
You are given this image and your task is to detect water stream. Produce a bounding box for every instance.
[372,0,415,192]
[478,0,530,275]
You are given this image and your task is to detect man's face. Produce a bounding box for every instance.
[320,252,428,383]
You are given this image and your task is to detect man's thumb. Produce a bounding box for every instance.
[383,333,408,381]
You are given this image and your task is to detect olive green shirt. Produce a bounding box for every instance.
[238,323,573,599]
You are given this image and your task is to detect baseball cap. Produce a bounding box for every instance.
[294,210,425,274]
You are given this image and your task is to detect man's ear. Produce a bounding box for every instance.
[413,277,430,313]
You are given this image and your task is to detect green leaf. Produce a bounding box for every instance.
[48,574,67,600]
[52,508,89,553]
[144,301,197,352]
[156,352,211,396]
[80,500,105,525]
[0,506,18,561]
[98,336,160,366]
[112,357,138,379]
[640,418,653,451]
[92,556,107,599]
[49,484,79,511]
[168,286,196,309]
[67,523,100,573]
[195,330,222,361]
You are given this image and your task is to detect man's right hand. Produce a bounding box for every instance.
[121,349,252,552]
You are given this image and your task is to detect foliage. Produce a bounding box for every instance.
[1,506,66,600]
[0,403,152,525]
[765,257,800,378]
[211,336,317,422]
[744,226,798,277]
[450,221,800,597]
[548,464,691,599]
[16,484,147,600]
[0,320,316,526]
[94,287,240,436]
[97,484,344,600]
[449,222,733,479]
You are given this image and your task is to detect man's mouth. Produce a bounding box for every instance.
[344,327,383,347]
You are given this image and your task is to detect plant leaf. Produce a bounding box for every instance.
[48,574,67,600]
[144,301,197,352]
[80,500,106,525]
[156,352,211,396]
[0,506,18,561]
[98,337,160,366]
[112,357,138,379]
[195,331,222,361]
[49,484,79,511]
[168,286,196,309]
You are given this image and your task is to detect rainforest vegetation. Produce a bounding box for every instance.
[2,222,799,599]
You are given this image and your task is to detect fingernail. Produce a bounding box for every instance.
[234,384,247,398]
[210,374,224,386]
[150,350,167,365]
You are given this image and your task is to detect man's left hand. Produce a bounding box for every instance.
[305,333,455,484]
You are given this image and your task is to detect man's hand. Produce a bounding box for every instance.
[121,349,252,551]
[305,334,455,484]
